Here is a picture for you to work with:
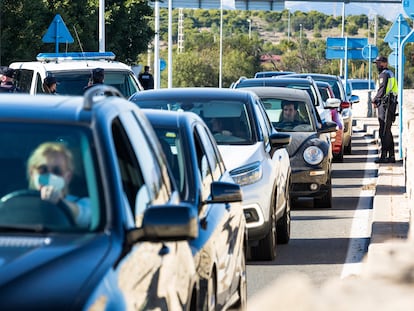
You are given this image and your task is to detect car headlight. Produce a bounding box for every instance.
[230,161,262,186]
[303,146,324,165]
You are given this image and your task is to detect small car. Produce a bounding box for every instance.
[232,76,334,125]
[130,88,292,261]
[0,86,199,310]
[284,73,359,155]
[244,86,337,209]
[316,80,345,161]
[143,109,247,310]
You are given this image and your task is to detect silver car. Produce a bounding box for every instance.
[130,88,292,261]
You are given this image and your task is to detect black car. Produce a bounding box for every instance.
[130,88,292,261]
[245,86,338,208]
[0,86,200,310]
[144,109,246,310]
[232,76,334,126]
[283,73,360,155]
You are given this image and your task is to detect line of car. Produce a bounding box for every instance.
[2,54,363,309]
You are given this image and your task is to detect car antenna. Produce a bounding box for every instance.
[72,25,88,63]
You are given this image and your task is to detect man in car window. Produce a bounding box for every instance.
[277,101,303,129]
[27,142,91,227]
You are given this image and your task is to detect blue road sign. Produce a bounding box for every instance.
[42,14,74,53]
[403,0,414,19]
[362,45,378,60]
[326,37,368,60]
[160,58,167,71]
[384,14,412,44]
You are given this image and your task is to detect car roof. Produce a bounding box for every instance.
[10,59,133,73]
[234,77,316,87]
[130,87,258,102]
[285,73,340,80]
[0,92,136,123]
[240,86,311,102]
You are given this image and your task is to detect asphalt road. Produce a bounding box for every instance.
[247,123,378,299]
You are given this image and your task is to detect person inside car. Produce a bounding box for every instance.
[27,142,91,227]
[276,101,305,129]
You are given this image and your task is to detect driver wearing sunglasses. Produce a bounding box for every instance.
[27,142,90,227]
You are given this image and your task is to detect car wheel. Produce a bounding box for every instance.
[333,144,344,162]
[344,139,352,154]
[251,209,277,261]
[232,249,247,310]
[314,175,332,209]
[277,180,291,244]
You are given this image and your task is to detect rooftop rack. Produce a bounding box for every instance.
[36,52,116,62]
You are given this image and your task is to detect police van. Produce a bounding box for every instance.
[10,52,143,97]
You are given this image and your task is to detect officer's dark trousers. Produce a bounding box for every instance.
[378,118,395,158]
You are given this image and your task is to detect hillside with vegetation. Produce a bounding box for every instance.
[154,8,414,88]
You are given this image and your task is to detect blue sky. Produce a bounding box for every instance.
[285,1,408,21]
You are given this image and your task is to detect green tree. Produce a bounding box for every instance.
[0,0,153,65]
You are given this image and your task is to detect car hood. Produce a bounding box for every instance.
[283,132,319,156]
[0,233,112,309]
[217,143,263,170]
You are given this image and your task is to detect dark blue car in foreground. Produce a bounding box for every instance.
[0,87,200,310]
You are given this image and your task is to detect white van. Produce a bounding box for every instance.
[10,52,142,97]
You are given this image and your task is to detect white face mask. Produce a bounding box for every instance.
[33,173,65,191]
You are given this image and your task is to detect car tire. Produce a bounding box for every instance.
[333,144,344,162]
[344,139,352,154]
[251,209,277,261]
[277,180,291,244]
[314,175,332,209]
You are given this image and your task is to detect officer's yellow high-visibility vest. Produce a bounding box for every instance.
[385,69,398,95]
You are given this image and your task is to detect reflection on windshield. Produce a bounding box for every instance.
[137,99,255,145]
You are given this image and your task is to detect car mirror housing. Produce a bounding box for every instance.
[269,132,291,149]
[350,94,360,104]
[127,203,198,244]
[205,181,243,204]
[325,98,341,109]
[318,121,338,134]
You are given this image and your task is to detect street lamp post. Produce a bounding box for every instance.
[247,18,252,39]
[299,23,303,45]
[287,9,291,42]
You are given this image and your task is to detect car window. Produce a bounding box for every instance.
[0,123,102,232]
[49,71,140,97]
[193,130,214,201]
[262,98,314,132]
[14,69,33,94]
[195,123,223,181]
[135,99,254,145]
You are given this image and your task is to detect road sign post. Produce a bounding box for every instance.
[42,14,74,54]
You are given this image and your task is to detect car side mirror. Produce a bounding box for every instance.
[350,94,360,104]
[318,121,337,134]
[325,98,341,109]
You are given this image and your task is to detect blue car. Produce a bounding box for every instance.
[0,87,200,310]
[144,109,246,310]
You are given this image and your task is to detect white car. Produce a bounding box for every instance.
[130,87,293,261]
[10,52,142,97]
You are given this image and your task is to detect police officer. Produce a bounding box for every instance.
[0,67,20,93]
[138,65,154,90]
[43,75,58,94]
[372,56,398,164]
[84,68,105,92]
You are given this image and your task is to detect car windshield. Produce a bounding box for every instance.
[51,70,140,97]
[136,99,254,145]
[0,123,103,233]
[261,97,315,132]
